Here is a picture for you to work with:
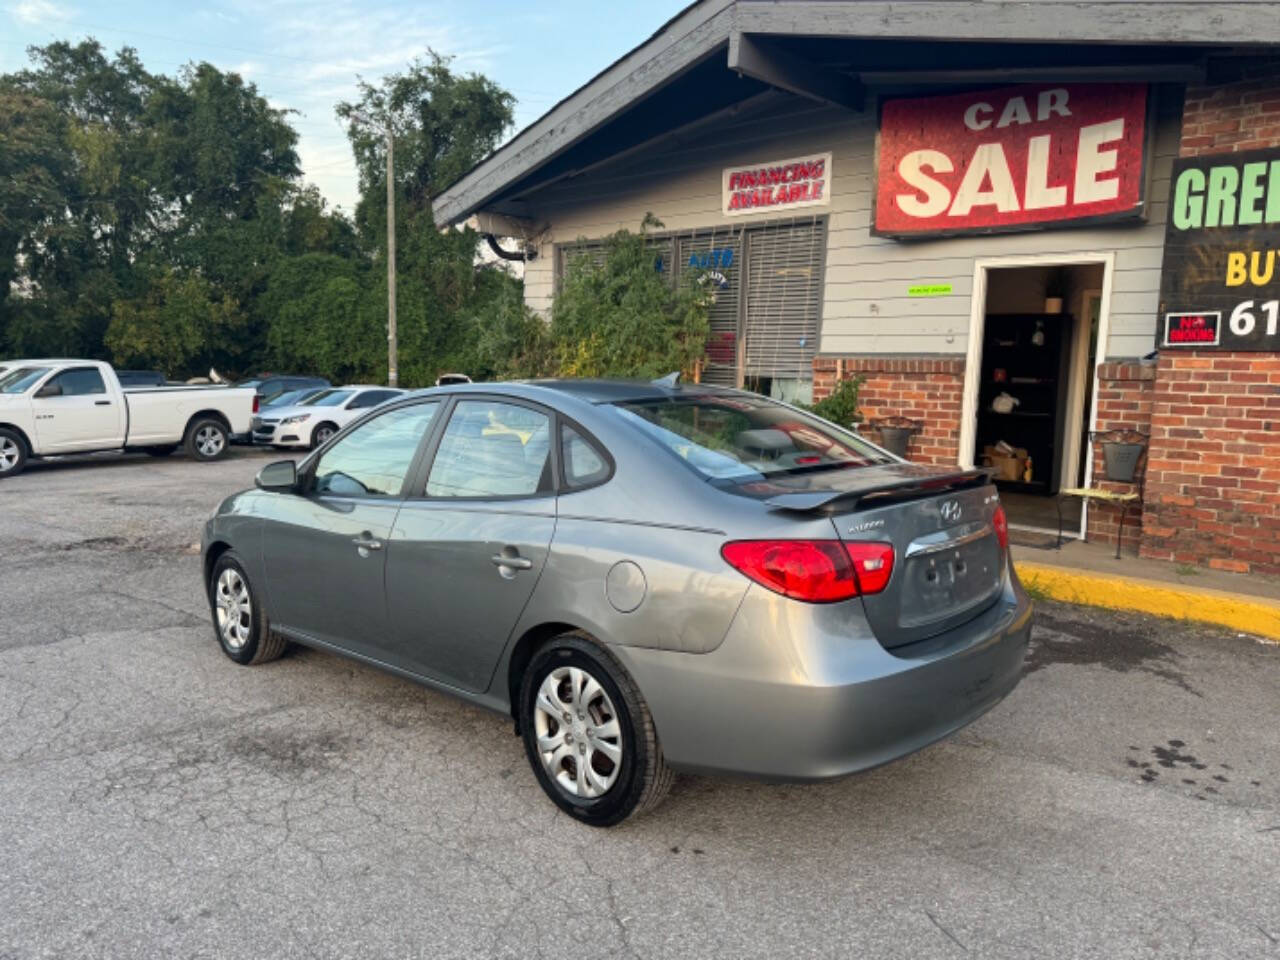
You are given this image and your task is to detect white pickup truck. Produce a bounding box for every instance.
[0,359,257,478]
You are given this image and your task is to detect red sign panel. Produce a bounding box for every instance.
[1163,311,1222,347]
[874,83,1148,238]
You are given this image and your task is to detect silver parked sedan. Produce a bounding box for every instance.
[202,380,1032,826]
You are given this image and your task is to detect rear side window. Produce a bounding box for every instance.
[48,367,107,396]
[426,400,552,498]
[561,424,610,489]
[348,389,398,410]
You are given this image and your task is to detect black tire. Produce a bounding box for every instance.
[0,427,28,479]
[519,632,674,827]
[207,550,288,665]
[184,417,229,462]
[143,445,177,457]
[310,421,338,450]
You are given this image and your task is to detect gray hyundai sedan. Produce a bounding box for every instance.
[203,379,1032,826]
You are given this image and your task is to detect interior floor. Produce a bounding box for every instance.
[1000,490,1081,534]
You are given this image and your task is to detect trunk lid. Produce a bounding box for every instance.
[761,464,1005,649]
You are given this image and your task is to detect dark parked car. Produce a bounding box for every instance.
[202,380,1032,826]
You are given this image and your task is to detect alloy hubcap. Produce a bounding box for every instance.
[215,568,252,650]
[196,426,225,457]
[533,666,623,799]
[0,438,17,471]
[316,427,334,444]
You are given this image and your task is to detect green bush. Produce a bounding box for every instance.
[806,375,864,428]
[546,215,710,380]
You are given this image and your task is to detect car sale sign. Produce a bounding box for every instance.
[874,83,1149,238]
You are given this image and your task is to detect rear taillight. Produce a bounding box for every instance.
[844,541,895,595]
[993,505,1009,550]
[720,540,894,603]
[252,394,260,413]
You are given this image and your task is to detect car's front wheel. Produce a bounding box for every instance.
[207,551,288,665]
[311,422,338,449]
[519,632,673,826]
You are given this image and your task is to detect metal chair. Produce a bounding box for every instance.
[1057,430,1149,558]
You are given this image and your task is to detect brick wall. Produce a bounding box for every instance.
[813,356,964,465]
[1131,57,1280,572]
[1179,58,1280,156]
[1088,362,1157,551]
[1139,352,1280,574]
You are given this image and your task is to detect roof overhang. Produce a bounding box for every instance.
[433,0,1280,227]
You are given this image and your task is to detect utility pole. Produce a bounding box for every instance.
[351,111,398,387]
[384,122,397,387]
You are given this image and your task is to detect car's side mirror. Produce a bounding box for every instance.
[35,383,62,398]
[255,459,297,491]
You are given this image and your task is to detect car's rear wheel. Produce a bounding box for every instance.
[519,632,673,826]
[311,422,338,449]
[0,428,27,479]
[208,551,288,665]
[185,418,229,461]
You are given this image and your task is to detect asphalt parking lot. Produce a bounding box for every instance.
[1,450,1278,960]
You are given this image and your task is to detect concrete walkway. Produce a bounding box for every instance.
[1014,539,1280,641]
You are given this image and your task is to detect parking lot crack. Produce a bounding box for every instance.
[924,909,968,954]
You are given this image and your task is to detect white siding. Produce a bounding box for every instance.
[522,88,1180,361]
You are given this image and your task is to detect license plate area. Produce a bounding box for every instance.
[900,533,1000,628]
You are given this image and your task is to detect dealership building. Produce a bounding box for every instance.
[434,0,1280,575]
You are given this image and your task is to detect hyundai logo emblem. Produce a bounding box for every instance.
[940,500,962,524]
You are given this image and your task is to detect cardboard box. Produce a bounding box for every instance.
[981,444,1028,482]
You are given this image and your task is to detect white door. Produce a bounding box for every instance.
[31,367,124,452]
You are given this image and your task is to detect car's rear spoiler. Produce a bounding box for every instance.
[764,468,993,513]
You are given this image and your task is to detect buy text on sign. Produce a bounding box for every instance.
[874,83,1148,238]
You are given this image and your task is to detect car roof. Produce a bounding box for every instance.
[517,378,744,404]
[337,384,403,391]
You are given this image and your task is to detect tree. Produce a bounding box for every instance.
[335,52,517,386]
[106,269,246,375]
[549,218,711,380]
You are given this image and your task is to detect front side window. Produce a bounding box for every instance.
[47,367,107,396]
[313,401,439,497]
[0,367,52,393]
[426,400,552,498]
[306,389,354,407]
[613,394,892,482]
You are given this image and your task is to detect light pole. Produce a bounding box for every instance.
[350,112,398,387]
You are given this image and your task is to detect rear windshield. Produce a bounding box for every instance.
[305,389,354,407]
[0,367,52,394]
[613,395,893,481]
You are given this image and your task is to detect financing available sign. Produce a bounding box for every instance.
[874,83,1149,238]
[722,152,831,217]
[1158,148,1280,351]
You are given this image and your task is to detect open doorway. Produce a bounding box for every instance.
[961,256,1111,539]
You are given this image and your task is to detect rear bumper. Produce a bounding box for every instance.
[612,563,1033,781]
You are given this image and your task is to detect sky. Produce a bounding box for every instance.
[1,0,689,212]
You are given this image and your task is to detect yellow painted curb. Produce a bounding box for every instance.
[1017,561,1280,642]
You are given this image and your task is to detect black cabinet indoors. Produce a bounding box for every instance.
[976,313,1073,496]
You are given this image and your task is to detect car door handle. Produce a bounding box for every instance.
[94,400,111,406]
[352,535,383,551]
[491,554,533,570]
